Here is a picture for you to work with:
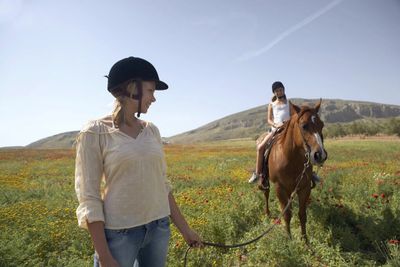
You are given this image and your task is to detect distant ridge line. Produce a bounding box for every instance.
[2,99,399,149]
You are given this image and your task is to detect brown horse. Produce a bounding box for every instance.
[262,99,327,241]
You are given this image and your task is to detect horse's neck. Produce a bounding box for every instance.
[280,118,304,160]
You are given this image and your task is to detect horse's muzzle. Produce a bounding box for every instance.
[312,149,327,165]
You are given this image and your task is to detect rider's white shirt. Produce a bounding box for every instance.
[271,100,290,131]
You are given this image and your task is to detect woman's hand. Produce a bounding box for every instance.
[87,221,120,267]
[168,192,204,248]
[182,228,203,248]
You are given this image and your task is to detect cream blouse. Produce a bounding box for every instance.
[75,118,172,230]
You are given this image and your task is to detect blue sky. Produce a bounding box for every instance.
[0,0,399,147]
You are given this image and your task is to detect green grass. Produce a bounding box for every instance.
[0,140,399,266]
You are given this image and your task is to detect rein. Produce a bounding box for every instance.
[183,108,320,266]
[183,153,311,267]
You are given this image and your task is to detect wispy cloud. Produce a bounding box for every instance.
[235,0,344,62]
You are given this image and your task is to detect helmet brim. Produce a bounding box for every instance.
[156,80,168,90]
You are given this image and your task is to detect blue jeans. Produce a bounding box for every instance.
[94,216,170,267]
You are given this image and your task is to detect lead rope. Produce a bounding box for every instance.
[183,153,311,267]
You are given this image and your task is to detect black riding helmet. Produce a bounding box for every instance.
[272,81,285,93]
[106,57,168,117]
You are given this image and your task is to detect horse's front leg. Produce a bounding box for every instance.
[276,184,292,238]
[298,186,311,244]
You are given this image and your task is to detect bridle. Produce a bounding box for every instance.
[296,108,323,162]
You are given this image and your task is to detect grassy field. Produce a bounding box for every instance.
[0,139,399,266]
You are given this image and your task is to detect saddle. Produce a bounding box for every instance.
[258,126,284,191]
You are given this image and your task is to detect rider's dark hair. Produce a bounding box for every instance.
[271,94,287,102]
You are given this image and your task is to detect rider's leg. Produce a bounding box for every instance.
[249,133,272,183]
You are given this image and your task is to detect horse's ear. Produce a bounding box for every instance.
[315,98,322,113]
[289,101,301,114]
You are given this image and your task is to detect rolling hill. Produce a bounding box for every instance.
[17,99,400,148]
[168,99,400,143]
[26,131,79,149]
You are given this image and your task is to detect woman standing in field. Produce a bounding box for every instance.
[75,57,202,267]
[248,81,320,186]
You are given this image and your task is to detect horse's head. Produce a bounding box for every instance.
[290,99,328,166]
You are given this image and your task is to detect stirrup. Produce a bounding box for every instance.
[312,172,321,183]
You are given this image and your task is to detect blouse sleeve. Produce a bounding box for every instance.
[148,122,173,193]
[162,153,173,193]
[74,122,105,229]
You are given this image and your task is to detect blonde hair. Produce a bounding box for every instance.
[112,81,138,127]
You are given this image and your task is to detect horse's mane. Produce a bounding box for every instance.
[275,106,314,146]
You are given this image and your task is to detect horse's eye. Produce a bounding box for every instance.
[302,123,309,130]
